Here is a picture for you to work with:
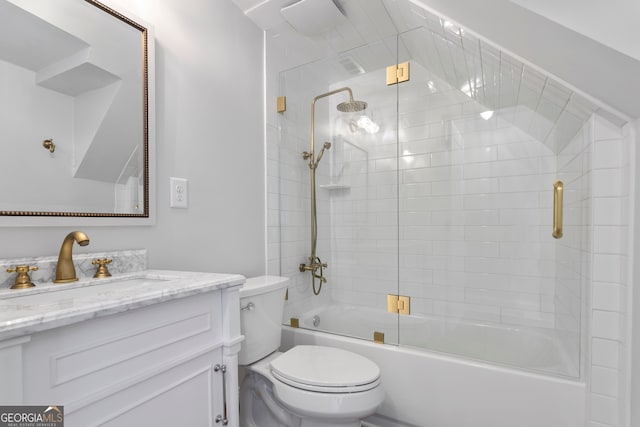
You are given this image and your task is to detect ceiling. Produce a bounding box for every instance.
[231,0,639,126]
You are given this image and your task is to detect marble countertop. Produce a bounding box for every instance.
[0,270,245,341]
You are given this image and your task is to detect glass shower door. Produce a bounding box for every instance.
[396,24,584,377]
[277,37,401,346]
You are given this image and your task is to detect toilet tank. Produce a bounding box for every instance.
[238,276,289,365]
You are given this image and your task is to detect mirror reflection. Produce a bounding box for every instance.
[0,0,148,217]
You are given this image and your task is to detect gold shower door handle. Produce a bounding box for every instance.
[552,180,563,239]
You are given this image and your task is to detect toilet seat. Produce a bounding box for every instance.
[243,348,385,424]
[270,345,381,393]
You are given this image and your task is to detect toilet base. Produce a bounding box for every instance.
[240,371,364,427]
[240,371,300,427]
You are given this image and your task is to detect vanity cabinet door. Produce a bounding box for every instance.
[0,336,29,404]
[22,292,227,426]
[71,347,224,426]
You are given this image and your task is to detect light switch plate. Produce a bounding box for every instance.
[170,177,188,208]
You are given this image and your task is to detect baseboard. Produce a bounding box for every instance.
[362,414,419,427]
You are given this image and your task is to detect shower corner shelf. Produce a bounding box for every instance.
[319,183,350,190]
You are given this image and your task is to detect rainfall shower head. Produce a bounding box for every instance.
[336,99,368,112]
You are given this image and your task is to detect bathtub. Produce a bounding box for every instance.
[281,305,586,427]
[294,304,578,377]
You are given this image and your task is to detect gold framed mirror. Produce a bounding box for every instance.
[0,0,149,218]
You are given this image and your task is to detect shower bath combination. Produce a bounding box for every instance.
[299,87,367,295]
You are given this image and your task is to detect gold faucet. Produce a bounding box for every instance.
[54,231,90,283]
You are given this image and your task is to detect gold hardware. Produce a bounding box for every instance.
[42,138,56,153]
[386,62,410,85]
[92,258,113,278]
[277,96,286,113]
[387,294,398,313]
[387,294,411,315]
[54,231,90,283]
[373,331,384,344]
[6,265,38,289]
[299,256,328,295]
[290,317,299,328]
[285,288,288,301]
[399,295,410,314]
[553,180,563,239]
[299,260,328,273]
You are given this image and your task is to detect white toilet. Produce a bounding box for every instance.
[238,276,384,427]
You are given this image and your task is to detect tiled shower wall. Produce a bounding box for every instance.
[396,104,562,329]
[555,119,590,368]
[587,116,630,427]
[326,65,581,333]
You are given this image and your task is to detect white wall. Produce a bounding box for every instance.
[508,0,640,62]
[630,118,640,427]
[0,0,266,278]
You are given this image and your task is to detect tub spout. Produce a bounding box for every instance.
[54,231,90,283]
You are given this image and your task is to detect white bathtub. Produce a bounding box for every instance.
[282,305,586,427]
[295,304,578,377]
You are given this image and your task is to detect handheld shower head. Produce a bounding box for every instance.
[337,99,368,112]
[315,141,332,166]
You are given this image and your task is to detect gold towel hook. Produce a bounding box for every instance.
[42,139,55,153]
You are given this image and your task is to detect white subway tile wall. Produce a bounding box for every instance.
[311,62,584,345]
[586,116,629,427]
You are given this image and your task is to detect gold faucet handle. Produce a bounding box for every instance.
[6,265,38,289]
[92,258,113,278]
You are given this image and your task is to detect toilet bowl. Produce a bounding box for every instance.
[238,276,384,427]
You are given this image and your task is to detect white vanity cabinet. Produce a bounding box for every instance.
[0,273,243,427]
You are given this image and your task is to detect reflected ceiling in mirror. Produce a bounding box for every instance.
[0,0,149,217]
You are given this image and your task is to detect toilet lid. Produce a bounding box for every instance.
[270,346,380,393]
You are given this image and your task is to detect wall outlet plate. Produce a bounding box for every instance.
[170,177,188,208]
